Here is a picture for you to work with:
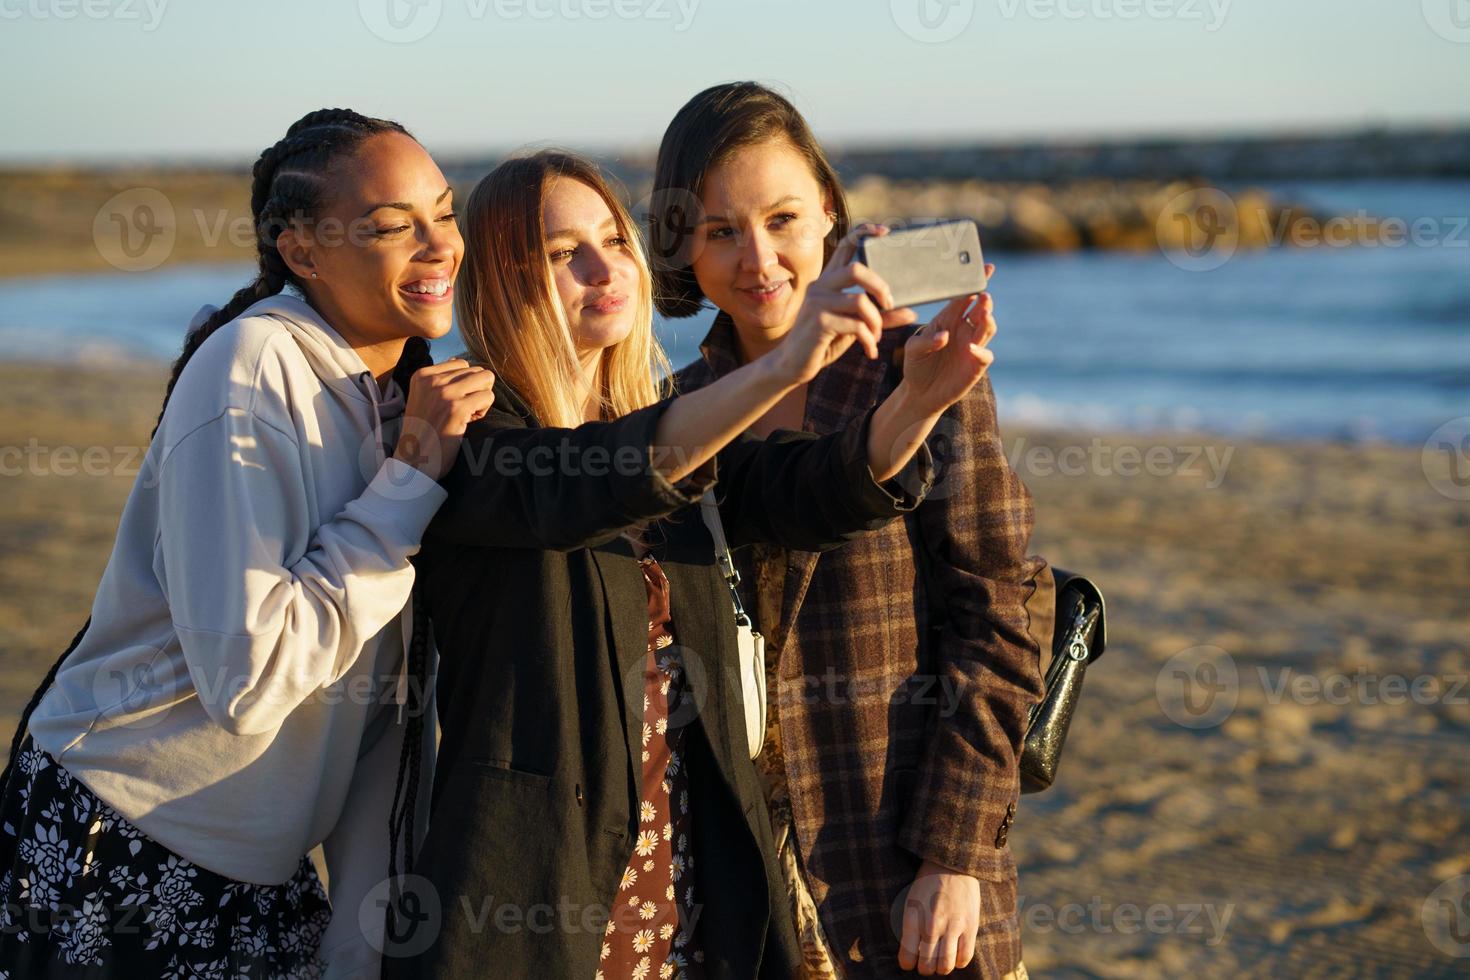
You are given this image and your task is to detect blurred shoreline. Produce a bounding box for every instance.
[1,361,1466,975]
[8,127,1468,279]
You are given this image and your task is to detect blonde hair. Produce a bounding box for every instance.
[456,150,671,428]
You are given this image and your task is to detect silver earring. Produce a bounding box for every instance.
[311,273,318,279]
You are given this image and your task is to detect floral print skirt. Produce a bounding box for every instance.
[597,555,704,980]
[0,734,331,979]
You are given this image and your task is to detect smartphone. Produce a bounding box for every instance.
[856,219,987,309]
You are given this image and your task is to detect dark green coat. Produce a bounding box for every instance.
[384,381,931,980]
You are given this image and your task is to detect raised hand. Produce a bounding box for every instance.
[767,224,919,387]
[394,359,497,480]
[899,263,999,418]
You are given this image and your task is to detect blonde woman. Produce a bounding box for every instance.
[380,151,1000,980]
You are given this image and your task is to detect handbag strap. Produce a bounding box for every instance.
[699,492,754,629]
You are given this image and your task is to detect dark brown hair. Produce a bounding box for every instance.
[649,81,850,319]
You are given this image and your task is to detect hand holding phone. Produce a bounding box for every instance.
[856,219,988,309]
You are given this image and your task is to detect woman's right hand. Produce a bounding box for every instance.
[767,224,918,387]
[394,359,497,480]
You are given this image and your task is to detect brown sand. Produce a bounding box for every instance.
[1,365,1466,977]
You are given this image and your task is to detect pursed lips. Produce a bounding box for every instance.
[585,293,628,314]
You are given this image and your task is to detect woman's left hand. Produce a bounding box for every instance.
[898,263,999,417]
[898,858,982,974]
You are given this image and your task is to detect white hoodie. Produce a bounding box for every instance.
[28,293,445,908]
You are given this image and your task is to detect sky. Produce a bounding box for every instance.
[2,0,1468,163]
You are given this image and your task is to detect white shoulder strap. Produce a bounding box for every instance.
[699,491,752,628]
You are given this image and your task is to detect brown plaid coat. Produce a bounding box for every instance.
[674,313,1054,979]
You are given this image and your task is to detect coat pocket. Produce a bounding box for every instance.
[470,758,554,786]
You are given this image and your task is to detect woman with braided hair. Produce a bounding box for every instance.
[0,107,493,977]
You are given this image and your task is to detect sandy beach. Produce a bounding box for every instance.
[1,362,1466,977]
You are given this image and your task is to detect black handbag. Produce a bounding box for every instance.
[1019,568,1107,794]
[883,351,1107,795]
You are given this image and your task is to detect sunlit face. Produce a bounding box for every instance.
[690,139,834,349]
[284,131,462,345]
[541,176,640,356]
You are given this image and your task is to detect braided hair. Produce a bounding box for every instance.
[152,107,413,436]
[1,110,430,903]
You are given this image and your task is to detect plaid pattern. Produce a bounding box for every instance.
[674,313,1054,979]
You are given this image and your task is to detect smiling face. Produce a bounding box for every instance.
[541,176,641,357]
[281,131,462,350]
[690,139,834,353]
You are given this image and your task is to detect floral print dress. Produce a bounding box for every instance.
[597,555,704,980]
[0,734,331,979]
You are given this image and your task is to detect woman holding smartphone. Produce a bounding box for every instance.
[652,83,1053,979]
[0,108,492,978]
[381,149,998,980]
